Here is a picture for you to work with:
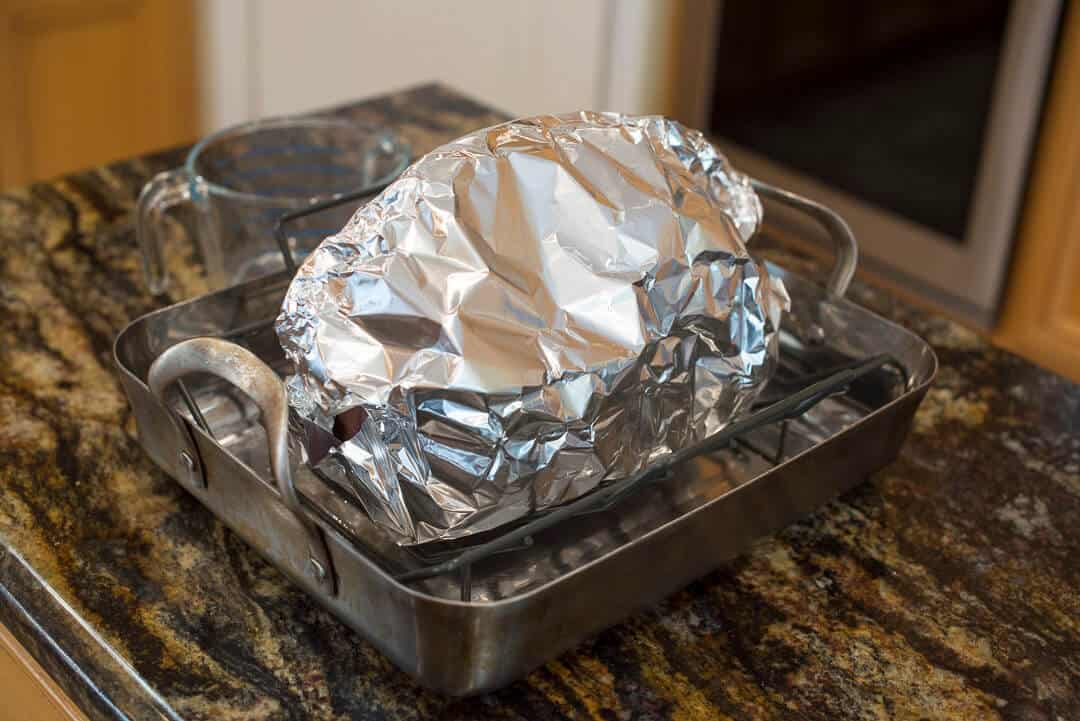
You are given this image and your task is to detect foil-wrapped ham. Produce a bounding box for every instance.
[276,112,789,544]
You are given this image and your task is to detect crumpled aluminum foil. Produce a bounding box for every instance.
[276,112,789,545]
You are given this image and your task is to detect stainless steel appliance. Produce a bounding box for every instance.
[699,0,1062,327]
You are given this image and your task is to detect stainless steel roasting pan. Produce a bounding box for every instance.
[113,182,936,695]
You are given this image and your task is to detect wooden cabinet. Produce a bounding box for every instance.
[993,6,1080,382]
[0,0,196,188]
[0,624,86,721]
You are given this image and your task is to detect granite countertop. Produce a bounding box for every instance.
[0,84,1077,721]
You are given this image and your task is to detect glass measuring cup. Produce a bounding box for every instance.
[136,116,409,295]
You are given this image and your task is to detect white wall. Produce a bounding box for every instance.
[196,0,678,133]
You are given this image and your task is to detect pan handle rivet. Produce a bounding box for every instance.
[179,450,197,473]
[308,557,327,581]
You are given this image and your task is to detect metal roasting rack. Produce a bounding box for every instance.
[115,178,936,694]
[271,182,895,594]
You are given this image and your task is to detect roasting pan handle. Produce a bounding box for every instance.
[751,179,858,300]
[147,338,336,596]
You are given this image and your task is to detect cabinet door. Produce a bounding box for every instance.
[0,624,86,721]
[993,5,1080,382]
[0,0,196,187]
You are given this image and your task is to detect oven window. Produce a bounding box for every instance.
[709,0,1011,242]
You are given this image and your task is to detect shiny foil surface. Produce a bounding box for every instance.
[276,112,789,544]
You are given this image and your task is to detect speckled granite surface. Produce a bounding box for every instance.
[0,85,1077,721]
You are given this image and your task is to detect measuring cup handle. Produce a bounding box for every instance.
[147,337,336,595]
[136,169,192,295]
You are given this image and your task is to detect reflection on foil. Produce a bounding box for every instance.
[277,112,789,544]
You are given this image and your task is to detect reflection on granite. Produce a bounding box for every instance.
[0,84,1076,720]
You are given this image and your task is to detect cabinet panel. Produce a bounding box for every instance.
[993,5,1080,381]
[0,624,86,721]
[0,0,196,187]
